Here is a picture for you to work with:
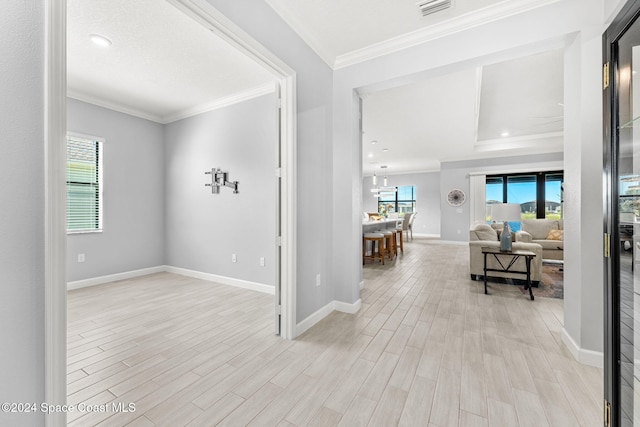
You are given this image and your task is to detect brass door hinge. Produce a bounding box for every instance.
[604,233,611,258]
[604,399,611,427]
[604,62,610,89]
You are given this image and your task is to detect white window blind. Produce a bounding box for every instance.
[67,134,103,233]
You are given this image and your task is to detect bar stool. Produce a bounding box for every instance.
[380,229,396,259]
[363,233,385,265]
[395,222,404,254]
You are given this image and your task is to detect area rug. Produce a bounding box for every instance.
[520,261,564,299]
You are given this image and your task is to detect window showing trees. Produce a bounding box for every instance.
[67,134,103,233]
[486,171,563,229]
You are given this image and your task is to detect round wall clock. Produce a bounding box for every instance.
[447,189,466,206]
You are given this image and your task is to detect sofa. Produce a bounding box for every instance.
[515,219,563,260]
[469,223,543,284]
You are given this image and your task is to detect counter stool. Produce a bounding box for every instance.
[363,233,385,265]
[380,229,396,259]
[395,225,404,254]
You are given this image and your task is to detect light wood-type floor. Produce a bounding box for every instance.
[67,238,602,426]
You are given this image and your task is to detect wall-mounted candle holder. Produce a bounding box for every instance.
[205,168,239,194]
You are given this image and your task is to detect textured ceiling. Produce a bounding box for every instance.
[67,0,275,123]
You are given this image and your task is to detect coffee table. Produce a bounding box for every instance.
[481,247,537,300]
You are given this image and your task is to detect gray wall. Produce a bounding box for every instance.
[206,0,335,321]
[439,153,563,241]
[164,93,277,286]
[362,172,441,236]
[67,99,165,282]
[0,2,45,425]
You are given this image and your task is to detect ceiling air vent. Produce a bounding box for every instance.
[417,0,452,16]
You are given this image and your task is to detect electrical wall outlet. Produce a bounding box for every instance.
[316,273,321,287]
[77,253,85,263]
[232,254,237,263]
[260,257,265,267]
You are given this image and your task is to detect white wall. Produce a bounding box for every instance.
[362,172,441,236]
[67,99,165,282]
[205,0,336,321]
[164,93,277,286]
[439,153,564,242]
[0,2,45,425]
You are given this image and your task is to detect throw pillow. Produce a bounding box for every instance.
[546,229,563,240]
[474,224,498,241]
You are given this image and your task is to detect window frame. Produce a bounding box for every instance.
[66,132,104,234]
[486,170,563,220]
[377,185,416,214]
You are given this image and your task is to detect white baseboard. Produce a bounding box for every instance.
[296,302,335,337]
[411,233,441,238]
[562,328,603,368]
[67,266,166,290]
[335,299,362,314]
[295,298,362,337]
[163,266,275,295]
[67,265,274,295]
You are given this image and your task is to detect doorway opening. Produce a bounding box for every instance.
[44,0,296,421]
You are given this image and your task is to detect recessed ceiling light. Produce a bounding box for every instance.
[371,140,377,145]
[382,148,389,152]
[367,153,374,158]
[89,34,112,48]
[500,131,510,137]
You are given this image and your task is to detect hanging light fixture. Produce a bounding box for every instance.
[371,169,396,197]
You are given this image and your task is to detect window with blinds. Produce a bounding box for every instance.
[67,134,103,233]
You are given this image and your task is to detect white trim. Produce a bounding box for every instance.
[68,265,275,293]
[67,90,164,123]
[295,299,362,337]
[468,163,564,176]
[561,328,604,368]
[67,266,166,291]
[335,299,362,315]
[162,83,276,123]
[474,131,564,152]
[164,266,275,295]
[296,302,335,337]
[333,0,562,69]
[45,0,67,425]
[264,0,335,67]
[69,82,277,124]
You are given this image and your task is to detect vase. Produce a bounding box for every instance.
[500,222,512,251]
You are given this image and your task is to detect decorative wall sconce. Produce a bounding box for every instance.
[205,168,239,194]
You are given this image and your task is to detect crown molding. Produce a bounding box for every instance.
[68,82,276,124]
[333,0,562,69]
[161,82,275,123]
[67,89,164,123]
[264,0,336,67]
[474,131,563,152]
